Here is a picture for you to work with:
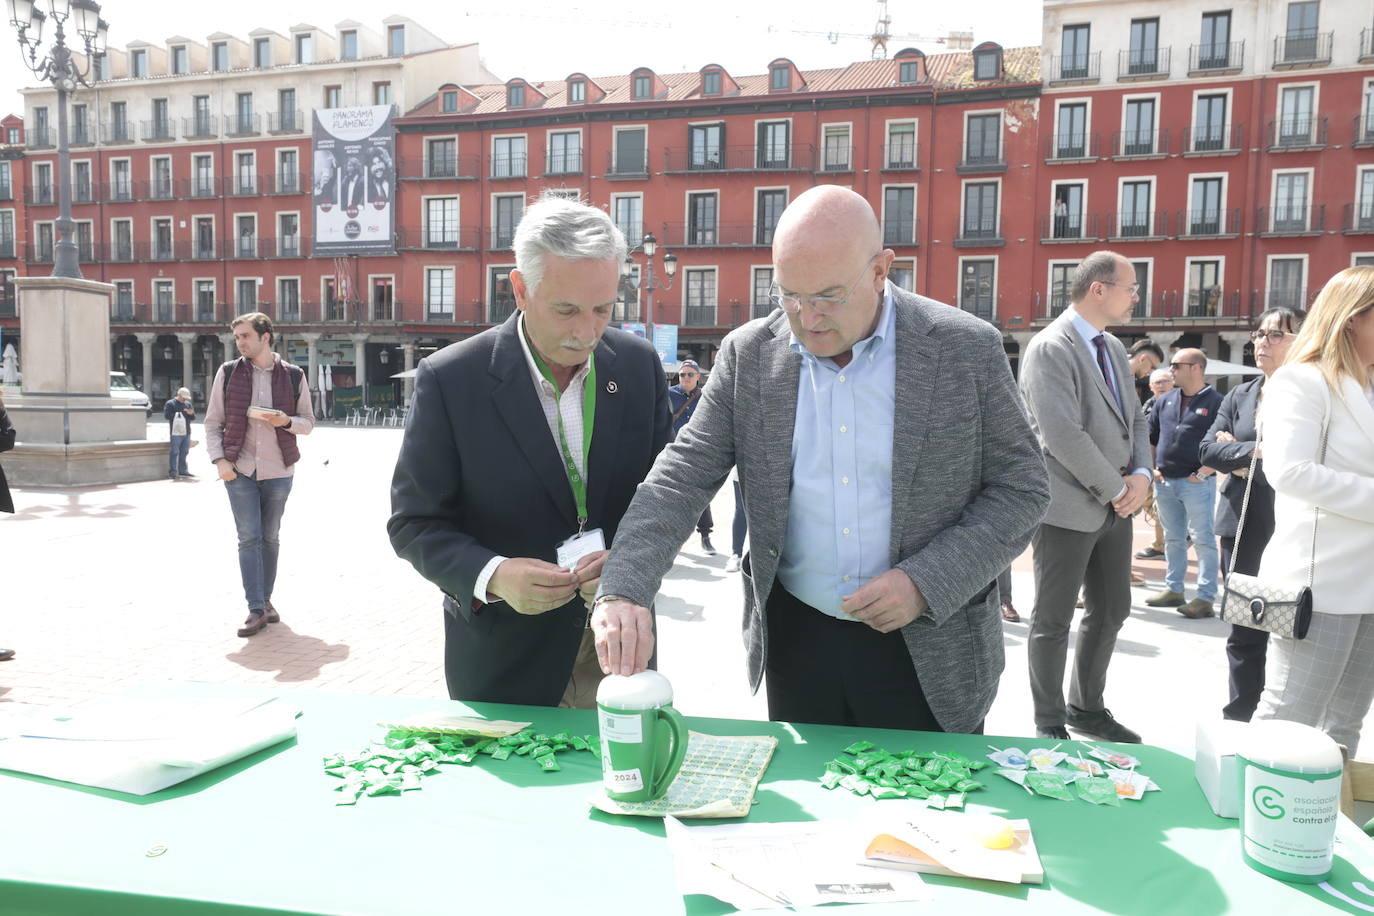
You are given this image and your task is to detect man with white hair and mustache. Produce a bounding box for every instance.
[388,193,671,708]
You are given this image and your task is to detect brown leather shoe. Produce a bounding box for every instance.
[237,612,268,637]
[264,600,280,624]
[999,602,1021,623]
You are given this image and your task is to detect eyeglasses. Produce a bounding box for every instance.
[1169,361,1200,370]
[678,371,699,378]
[1249,330,1290,344]
[770,254,880,315]
[1101,280,1141,295]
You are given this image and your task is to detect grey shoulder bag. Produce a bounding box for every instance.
[1218,390,1329,638]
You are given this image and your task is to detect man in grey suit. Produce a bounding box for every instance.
[589,185,1049,733]
[1020,251,1152,743]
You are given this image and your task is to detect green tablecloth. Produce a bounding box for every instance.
[2,685,1372,915]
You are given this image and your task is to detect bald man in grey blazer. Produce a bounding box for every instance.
[1020,251,1153,744]
[588,186,1050,733]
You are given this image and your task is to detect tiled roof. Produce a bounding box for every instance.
[407,46,1042,118]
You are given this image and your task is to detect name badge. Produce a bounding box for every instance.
[556,527,606,571]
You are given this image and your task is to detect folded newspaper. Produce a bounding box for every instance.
[0,695,299,795]
[590,731,778,818]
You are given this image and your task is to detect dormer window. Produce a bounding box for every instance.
[295,33,313,63]
[130,49,147,77]
[254,38,270,68]
[770,66,789,90]
[508,84,525,108]
[340,30,357,60]
[212,41,228,71]
[973,49,1000,80]
[703,71,721,95]
[387,25,405,56]
[569,79,585,103]
[633,75,651,99]
[442,90,458,112]
[898,60,918,83]
[171,46,187,74]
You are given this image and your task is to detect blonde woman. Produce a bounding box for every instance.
[1256,266,1374,753]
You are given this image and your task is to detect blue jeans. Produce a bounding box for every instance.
[223,471,294,613]
[1155,476,1219,601]
[168,435,190,476]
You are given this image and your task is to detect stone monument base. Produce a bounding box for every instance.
[3,439,170,487]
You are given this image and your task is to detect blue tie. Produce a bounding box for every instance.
[1093,334,1124,415]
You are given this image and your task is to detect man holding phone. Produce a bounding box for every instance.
[205,312,314,636]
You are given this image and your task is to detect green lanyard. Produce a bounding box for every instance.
[526,330,597,532]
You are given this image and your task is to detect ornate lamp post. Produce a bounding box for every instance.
[620,231,677,345]
[7,0,108,279]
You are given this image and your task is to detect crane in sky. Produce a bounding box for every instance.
[766,0,972,59]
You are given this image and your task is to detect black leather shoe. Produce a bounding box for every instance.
[0,648,14,661]
[700,534,716,555]
[1066,706,1142,744]
[1035,725,1069,740]
[237,612,268,637]
[264,600,281,624]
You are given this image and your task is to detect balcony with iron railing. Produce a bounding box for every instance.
[141,119,175,142]
[1354,115,1374,148]
[183,116,217,139]
[228,174,264,196]
[1040,212,1100,242]
[1176,207,1241,238]
[819,144,855,173]
[1182,123,1243,155]
[488,227,517,250]
[682,304,718,327]
[1266,117,1327,151]
[489,296,517,324]
[1118,46,1170,80]
[224,113,261,137]
[1181,288,1244,319]
[268,110,304,133]
[184,177,222,199]
[269,172,303,194]
[1343,202,1374,233]
[101,121,134,144]
[1044,131,1100,162]
[1048,51,1101,84]
[542,149,584,176]
[25,242,53,264]
[882,218,920,247]
[1273,31,1332,68]
[750,299,774,320]
[69,115,95,146]
[145,177,176,201]
[1362,27,1374,63]
[0,181,11,201]
[1188,40,1244,74]
[489,154,528,180]
[1263,287,1310,310]
[397,155,482,180]
[1113,127,1169,158]
[1107,210,1169,240]
[656,223,766,247]
[882,140,919,171]
[396,227,481,251]
[1258,203,1326,236]
[954,215,1003,248]
[0,238,14,259]
[616,222,644,247]
[26,183,54,205]
[662,144,817,173]
[957,148,1006,174]
[604,150,650,179]
[25,126,52,149]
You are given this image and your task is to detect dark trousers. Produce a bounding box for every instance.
[1028,510,1134,727]
[1220,535,1270,721]
[696,503,713,536]
[731,479,748,556]
[764,582,947,731]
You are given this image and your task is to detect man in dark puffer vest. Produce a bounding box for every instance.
[204,312,315,637]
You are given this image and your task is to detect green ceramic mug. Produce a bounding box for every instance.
[596,671,688,803]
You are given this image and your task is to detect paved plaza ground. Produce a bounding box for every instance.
[3,420,1371,762]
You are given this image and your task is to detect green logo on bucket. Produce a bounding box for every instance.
[1253,785,1286,820]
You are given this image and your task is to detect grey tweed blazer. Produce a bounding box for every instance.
[598,286,1050,733]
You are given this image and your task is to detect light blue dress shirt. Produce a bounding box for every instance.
[776,285,897,619]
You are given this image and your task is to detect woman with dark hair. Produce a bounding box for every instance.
[1255,267,1374,753]
[1200,307,1304,720]
[0,388,15,661]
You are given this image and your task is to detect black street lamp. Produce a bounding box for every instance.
[620,231,677,339]
[7,0,108,279]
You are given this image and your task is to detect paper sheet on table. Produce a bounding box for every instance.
[591,732,777,818]
[856,810,1044,885]
[0,695,298,795]
[664,816,931,909]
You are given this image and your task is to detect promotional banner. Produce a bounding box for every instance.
[313,106,395,255]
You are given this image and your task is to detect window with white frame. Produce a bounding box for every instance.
[235,278,256,309]
[887,121,916,168]
[195,280,216,321]
[254,38,270,68]
[1119,181,1152,236]
[964,113,1000,164]
[1055,103,1087,158]
[614,127,647,175]
[822,125,851,171]
[152,218,173,260]
[235,215,256,258]
[1123,98,1156,154]
[1277,85,1316,146]
[427,138,455,177]
[568,80,586,103]
[612,195,642,246]
[959,259,996,320]
[1052,183,1084,239]
[193,217,214,259]
[493,195,522,248]
[151,157,171,199]
[426,197,459,247]
[1190,176,1225,234]
[683,268,717,325]
[278,279,300,319]
[548,131,582,174]
[295,33,313,64]
[1357,168,1374,230]
[112,219,133,261]
[492,136,526,178]
[1187,259,1222,315]
[172,45,188,74]
[1269,257,1306,308]
[687,192,718,245]
[1273,171,1310,231]
[756,189,787,245]
[278,149,298,192]
[154,280,175,319]
[72,160,91,202]
[489,266,515,322]
[889,259,915,292]
[751,266,774,318]
[278,213,299,256]
[1049,263,1074,315]
[426,267,455,317]
[756,121,789,168]
[235,152,255,194]
[372,277,394,321]
[34,161,53,202]
[963,182,998,238]
[883,186,916,245]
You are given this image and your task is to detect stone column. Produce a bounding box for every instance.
[1146,331,1180,361]
[176,332,197,395]
[351,333,369,403]
[136,332,157,393]
[1007,331,1037,355]
[1218,332,1251,364]
[300,333,322,418]
[402,341,416,406]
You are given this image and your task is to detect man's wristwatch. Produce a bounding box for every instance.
[592,594,632,610]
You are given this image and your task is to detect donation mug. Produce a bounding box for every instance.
[1238,719,1343,883]
[596,670,688,803]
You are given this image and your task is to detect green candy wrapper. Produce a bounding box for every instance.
[1076,776,1121,806]
[926,794,946,810]
[535,754,561,773]
[820,771,843,789]
[491,745,512,761]
[871,786,908,799]
[844,740,876,755]
[944,792,965,809]
[1025,771,1075,801]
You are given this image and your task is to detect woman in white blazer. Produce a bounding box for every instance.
[1257,266,1374,753]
